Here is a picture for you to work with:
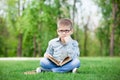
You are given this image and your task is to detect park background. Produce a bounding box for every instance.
[0,0,120,57]
[0,0,120,80]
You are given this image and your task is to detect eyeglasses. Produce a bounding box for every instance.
[58,29,71,33]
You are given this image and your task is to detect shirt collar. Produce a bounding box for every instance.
[56,37,60,42]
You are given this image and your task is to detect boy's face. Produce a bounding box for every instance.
[57,26,73,38]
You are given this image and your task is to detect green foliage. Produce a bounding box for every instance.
[95,25,110,56]
[18,0,63,56]
[1,0,120,57]
[1,0,64,57]
[0,17,10,57]
[94,0,120,56]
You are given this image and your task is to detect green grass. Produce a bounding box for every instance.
[0,57,120,80]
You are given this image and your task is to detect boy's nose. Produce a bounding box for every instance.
[62,32,66,34]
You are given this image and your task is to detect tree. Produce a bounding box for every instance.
[0,17,8,57]
[17,0,23,57]
[94,0,120,56]
[21,0,65,57]
[110,0,119,56]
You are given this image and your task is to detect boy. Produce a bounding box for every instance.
[37,18,80,73]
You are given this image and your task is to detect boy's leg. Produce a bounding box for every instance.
[40,58,58,71]
[52,58,80,73]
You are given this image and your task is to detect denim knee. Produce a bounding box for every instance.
[40,58,48,67]
[71,58,80,68]
[40,58,57,69]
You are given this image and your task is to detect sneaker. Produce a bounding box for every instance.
[72,68,78,73]
[36,67,42,73]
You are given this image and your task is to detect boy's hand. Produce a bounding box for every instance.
[64,36,71,43]
[61,36,71,44]
[44,53,52,58]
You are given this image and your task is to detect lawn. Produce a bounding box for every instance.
[0,57,120,80]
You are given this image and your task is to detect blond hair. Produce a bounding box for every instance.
[57,18,73,29]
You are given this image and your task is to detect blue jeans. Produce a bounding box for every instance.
[40,58,80,73]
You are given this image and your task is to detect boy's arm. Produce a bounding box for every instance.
[66,41,80,59]
[61,36,80,59]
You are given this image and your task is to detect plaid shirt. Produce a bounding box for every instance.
[45,37,80,62]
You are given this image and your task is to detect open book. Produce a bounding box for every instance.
[46,54,72,66]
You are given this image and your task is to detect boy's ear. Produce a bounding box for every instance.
[57,29,59,32]
[57,29,59,33]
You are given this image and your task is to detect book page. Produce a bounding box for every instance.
[47,55,60,66]
[59,57,72,66]
[46,54,72,66]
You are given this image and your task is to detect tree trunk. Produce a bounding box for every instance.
[110,1,117,56]
[83,16,90,56]
[33,35,37,57]
[72,0,77,39]
[17,33,22,57]
[84,25,87,56]
[100,40,103,56]
[72,0,76,26]
[38,24,42,57]
[38,42,42,57]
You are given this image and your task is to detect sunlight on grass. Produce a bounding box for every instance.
[0,57,120,80]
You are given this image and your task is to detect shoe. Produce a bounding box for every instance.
[72,68,78,73]
[36,67,42,73]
